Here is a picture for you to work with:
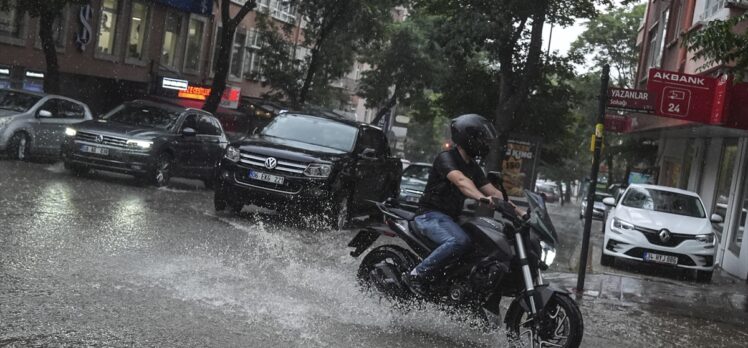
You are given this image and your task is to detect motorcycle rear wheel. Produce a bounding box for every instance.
[505,293,583,348]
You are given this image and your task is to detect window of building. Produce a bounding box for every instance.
[0,0,25,44]
[211,26,224,75]
[669,1,684,43]
[656,9,669,65]
[244,29,263,79]
[97,0,120,56]
[184,16,206,73]
[162,11,183,68]
[646,26,660,68]
[126,0,150,61]
[230,30,247,80]
[703,0,726,20]
[258,0,296,23]
[712,138,739,241]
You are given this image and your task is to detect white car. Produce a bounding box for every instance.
[601,184,721,282]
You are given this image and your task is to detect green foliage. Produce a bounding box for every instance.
[570,3,646,88]
[256,0,402,108]
[685,14,748,81]
[403,104,450,162]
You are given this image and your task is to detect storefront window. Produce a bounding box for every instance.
[729,169,748,255]
[162,11,183,68]
[230,30,247,79]
[0,0,24,40]
[127,1,149,60]
[712,138,739,240]
[184,17,205,72]
[97,0,119,55]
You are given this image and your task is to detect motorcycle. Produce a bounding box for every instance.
[348,172,583,347]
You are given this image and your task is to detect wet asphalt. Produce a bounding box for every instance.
[2,160,748,347]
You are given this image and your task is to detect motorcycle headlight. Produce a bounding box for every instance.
[540,240,556,267]
[304,163,332,178]
[612,217,635,233]
[65,127,77,137]
[696,233,715,244]
[126,139,152,149]
[224,146,240,162]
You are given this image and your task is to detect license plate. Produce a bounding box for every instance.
[248,170,284,184]
[643,252,678,265]
[80,144,109,156]
[405,195,420,203]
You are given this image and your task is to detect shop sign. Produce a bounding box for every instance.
[25,71,45,79]
[607,88,655,114]
[724,82,748,130]
[162,77,189,91]
[219,86,241,109]
[0,66,9,75]
[75,4,94,52]
[647,69,719,124]
[175,83,241,110]
[501,138,541,197]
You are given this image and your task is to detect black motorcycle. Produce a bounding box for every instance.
[348,172,583,347]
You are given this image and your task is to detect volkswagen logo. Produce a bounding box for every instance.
[264,157,277,170]
[659,229,671,243]
[95,134,104,144]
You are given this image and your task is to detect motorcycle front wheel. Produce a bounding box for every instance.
[357,245,416,301]
[505,293,583,348]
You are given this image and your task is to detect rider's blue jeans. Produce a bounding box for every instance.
[413,211,471,277]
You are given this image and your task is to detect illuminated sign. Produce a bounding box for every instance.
[178,86,211,100]
[25,71,45,78]
[0,68,9,75]
[176,84,241,109]
[162,77,189,91]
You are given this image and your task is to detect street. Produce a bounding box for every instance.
[2,160,748,347]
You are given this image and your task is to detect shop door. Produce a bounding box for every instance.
[722,139,748,279]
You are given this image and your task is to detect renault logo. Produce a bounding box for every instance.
[95,134,104,143]
[659,229,671,243]
[264,157,277,170]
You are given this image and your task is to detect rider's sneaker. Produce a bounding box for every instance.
[402,273,428,297]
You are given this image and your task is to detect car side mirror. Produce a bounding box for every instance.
[602,197,616,207]
[360,148,378,160]
[37,109,53,118]
[182,127,197,137]
[710,214,724,223]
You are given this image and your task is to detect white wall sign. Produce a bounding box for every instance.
[162,77,189,91]
[25,71,45,79]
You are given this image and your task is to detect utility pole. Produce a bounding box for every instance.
[577,64,609,292]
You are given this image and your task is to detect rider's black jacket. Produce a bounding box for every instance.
[417,148,488,219]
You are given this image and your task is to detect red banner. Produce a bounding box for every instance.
[647,69,720,124]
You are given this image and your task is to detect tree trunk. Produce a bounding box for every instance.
[565,179,573,202]
[297,47,321,107]
[39,9,60,94]
[204,25,235,114]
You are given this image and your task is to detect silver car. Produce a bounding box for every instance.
[0,89,93,160]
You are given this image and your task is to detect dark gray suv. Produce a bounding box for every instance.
[61,100,228,186]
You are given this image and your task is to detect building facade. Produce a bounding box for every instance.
[633,0,748,279]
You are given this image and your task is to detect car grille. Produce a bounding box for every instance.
[624,247,696,266]
[76,131,128,147]
[238,151,309,175]
[635,225,694,247]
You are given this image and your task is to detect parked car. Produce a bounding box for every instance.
[601,184,720,282]
[535,183,559,203]
[61,100,228,186]
[0,88,93,160]
[580,192,613,220]
[398,162,431,211]
[214,112,402,229]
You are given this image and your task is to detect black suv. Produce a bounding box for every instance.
[214,112,402,228]
[61,100,228,186]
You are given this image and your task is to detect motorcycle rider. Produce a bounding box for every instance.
[403,114,524,295]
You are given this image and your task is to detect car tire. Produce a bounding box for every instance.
[149,152,172,187]
[7,132,31,161]
[214,188,228,212]
[696,270,713,283]
[326,191,351,230]
[600,250,615,267]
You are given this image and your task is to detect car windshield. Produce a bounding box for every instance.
[102,103,181,130]
[621,187,706,218]
[260,114,358,152]
[0,90,42,113]
[402,165,431,181]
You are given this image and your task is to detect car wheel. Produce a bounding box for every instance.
[7,132,30,161]
[696,270,713,283]
[214,188,228,212]
[326,192,351,230]
[150,152,172,187]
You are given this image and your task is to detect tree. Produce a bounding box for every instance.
[203,0,257,113]
[0,0,86,94]
[256,0,401,108]
[416,0,603,171]
[357,15,446,124]
[570,3,645,88]
[685,14,748,81]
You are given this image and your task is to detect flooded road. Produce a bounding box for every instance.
[2,160,747,347]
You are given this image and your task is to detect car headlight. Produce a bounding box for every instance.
[612,217,635,233]
[304,163,332,178]
[696,233,715,244]
[65,127,77,137]
[224,146,240,162]
[126,139,152,149]
[540,240,556,267]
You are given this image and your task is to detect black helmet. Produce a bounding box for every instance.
[450,114,497,157]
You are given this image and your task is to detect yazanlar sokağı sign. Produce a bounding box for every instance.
[606,88,655,114]
[501,138,541,197]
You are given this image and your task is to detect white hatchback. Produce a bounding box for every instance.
[601,184,721,282]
